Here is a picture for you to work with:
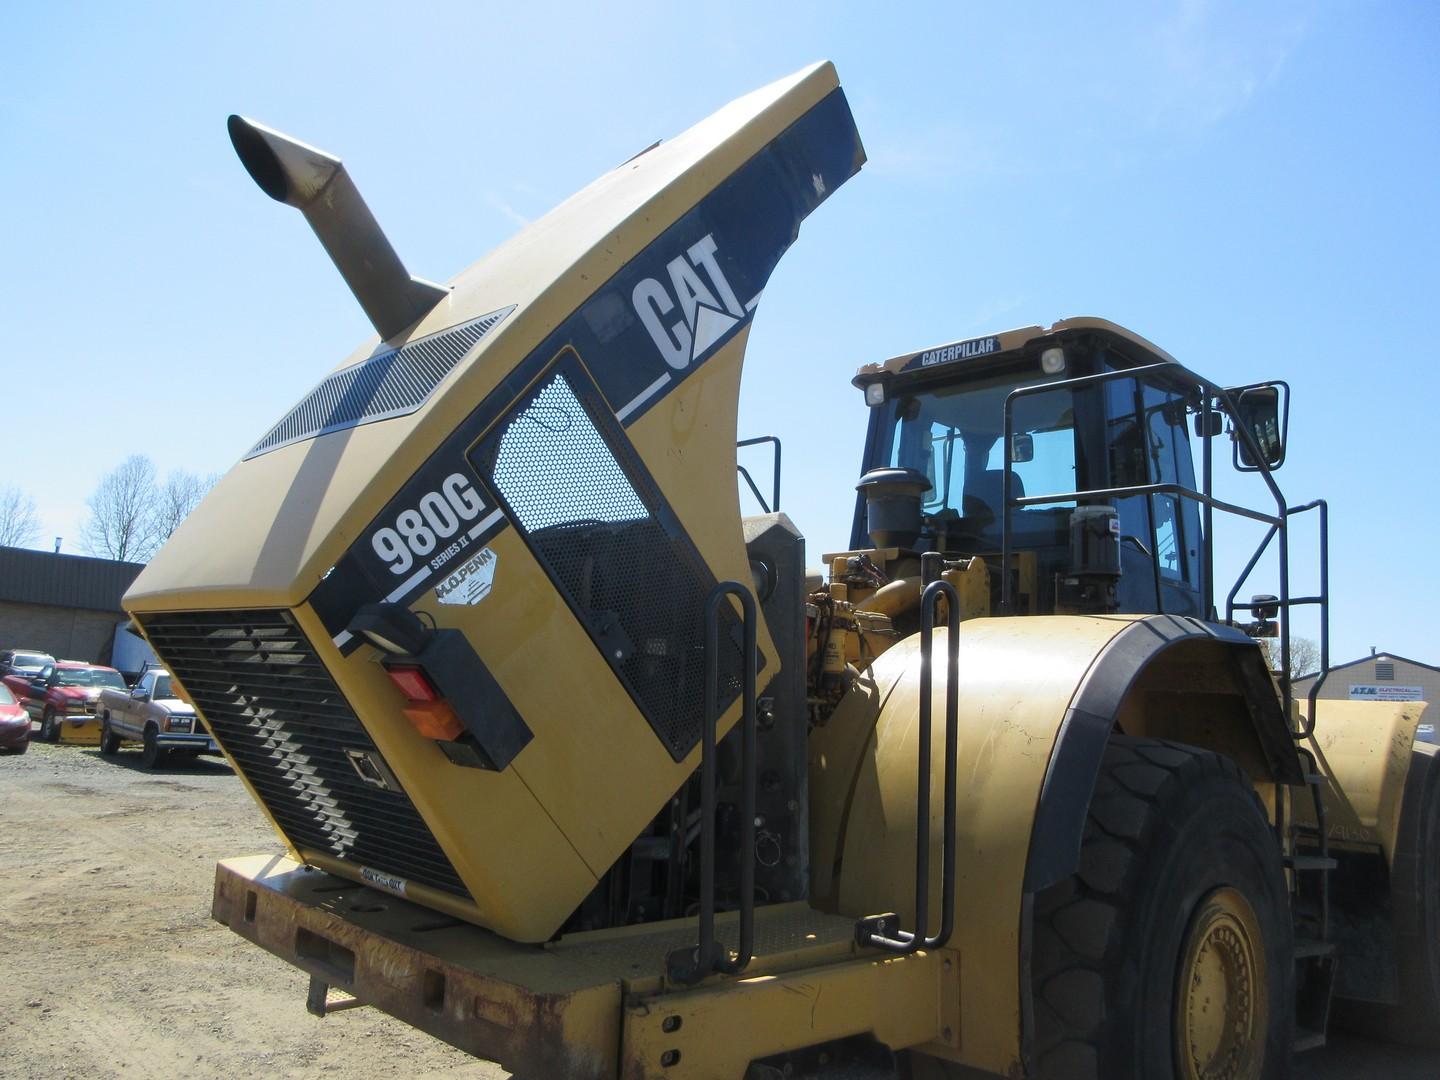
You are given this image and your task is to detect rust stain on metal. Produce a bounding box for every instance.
[213,859,618,1079]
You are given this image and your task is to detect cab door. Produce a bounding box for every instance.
[116,672,149,737]
[1105,377,1203,616]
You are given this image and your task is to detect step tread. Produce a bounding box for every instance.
[1286,854,1338,871]
[1293,1028,1327,1053]
[1294,938,1336,960]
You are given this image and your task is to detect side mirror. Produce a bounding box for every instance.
[1230,383,1288,471]
[1010,433,1035,464]
[131,687,150,701]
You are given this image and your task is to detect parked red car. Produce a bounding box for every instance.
[0,683,28,754]
[1,649,56,704]
[24,662,128,744]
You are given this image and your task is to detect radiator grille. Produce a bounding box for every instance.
[246,306,514,460]
[139,609,468,898]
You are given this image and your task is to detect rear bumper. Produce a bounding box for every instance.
[213,854,622,1078]
[212,855,955,1079]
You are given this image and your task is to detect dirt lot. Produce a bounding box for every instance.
[4,738,1440,1079]
[0,740,505,1080]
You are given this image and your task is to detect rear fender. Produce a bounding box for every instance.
[1026,616,1306,892]
[1295,699,1432,1005]
[1297,699,1431,857]
[813,613,1304,1076]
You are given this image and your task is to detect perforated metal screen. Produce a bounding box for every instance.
[246,307,513,459]
[471,356,746,761]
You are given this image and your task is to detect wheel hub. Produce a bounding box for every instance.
[1174,886,1267,1080]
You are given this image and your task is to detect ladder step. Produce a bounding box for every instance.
[1293,1028,1326,1053]
[1286,854,1337,871]
[1294,938,1336,960]
[1303,772,1325,786]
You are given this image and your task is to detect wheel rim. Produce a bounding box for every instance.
[1174,886,1268,1080]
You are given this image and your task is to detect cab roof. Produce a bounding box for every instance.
[852,316,1179,387]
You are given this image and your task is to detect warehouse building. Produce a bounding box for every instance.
[1292,649,1439,705]
[0,546,145,665]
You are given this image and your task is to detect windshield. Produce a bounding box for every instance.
[0,685,14,706]
[14,653,53,671]
[888,370,1079,529]
[55,669,126,690]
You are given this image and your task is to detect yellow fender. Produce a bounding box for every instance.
[811,613,1304,1076]
[1298,698,1430,859]
[1297,698,1435,1016]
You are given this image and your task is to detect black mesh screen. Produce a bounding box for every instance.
[138,609,469,898]
[470,356,747,760]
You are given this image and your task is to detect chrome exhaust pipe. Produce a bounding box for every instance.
[227,115,448,341]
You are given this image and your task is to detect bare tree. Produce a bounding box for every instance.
[0,486,41,548]
[1260,634,1321,677]
[149,470,216,546]
[1288,635,1321,678]
[81,455,159,562]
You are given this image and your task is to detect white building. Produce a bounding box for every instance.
[1293,649,1438,742]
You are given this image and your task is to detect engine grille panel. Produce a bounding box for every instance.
[246,306,514,460]
[139,609,468,898]
[469,353,750,761]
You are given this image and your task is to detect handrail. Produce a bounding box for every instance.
[1224,500,1329,738]
[666,581,758,985]
[998,360,1308,724]
[855,576,959,954]
[737,436,782,513]
[1012,483,1282,527]
[736,465,771,514]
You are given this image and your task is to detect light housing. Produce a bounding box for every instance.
[346,602,432,656]
[1040,347,1067,375]
[864,381,886,407]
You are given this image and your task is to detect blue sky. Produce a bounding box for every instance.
[2,1,1435,665]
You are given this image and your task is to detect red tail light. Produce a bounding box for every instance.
[385,665,462,741]
[386,665,438,702]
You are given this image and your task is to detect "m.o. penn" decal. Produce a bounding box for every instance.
[434,547,498,606]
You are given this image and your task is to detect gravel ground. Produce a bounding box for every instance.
[3,736,1438,1079]
[0,738,504,1080]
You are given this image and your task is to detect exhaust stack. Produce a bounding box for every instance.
[227,115,448,341]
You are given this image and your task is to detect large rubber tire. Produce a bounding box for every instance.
[140,725,167,770]
[99,718,121,756]
[1330,747,1440,1045]
[41,708,58,743]
[1030,736,1294,1080]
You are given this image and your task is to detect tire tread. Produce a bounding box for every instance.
[1031,736,1278,1079]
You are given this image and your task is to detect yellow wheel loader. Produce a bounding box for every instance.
[125,62,1435,1078]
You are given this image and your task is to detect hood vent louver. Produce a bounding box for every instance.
[245,306,513,460]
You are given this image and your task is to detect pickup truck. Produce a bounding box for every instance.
[1,649,56,703]
[97,667,218,768]
[27,661,128,744]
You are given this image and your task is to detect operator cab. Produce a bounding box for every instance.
[851,318,1205,618]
